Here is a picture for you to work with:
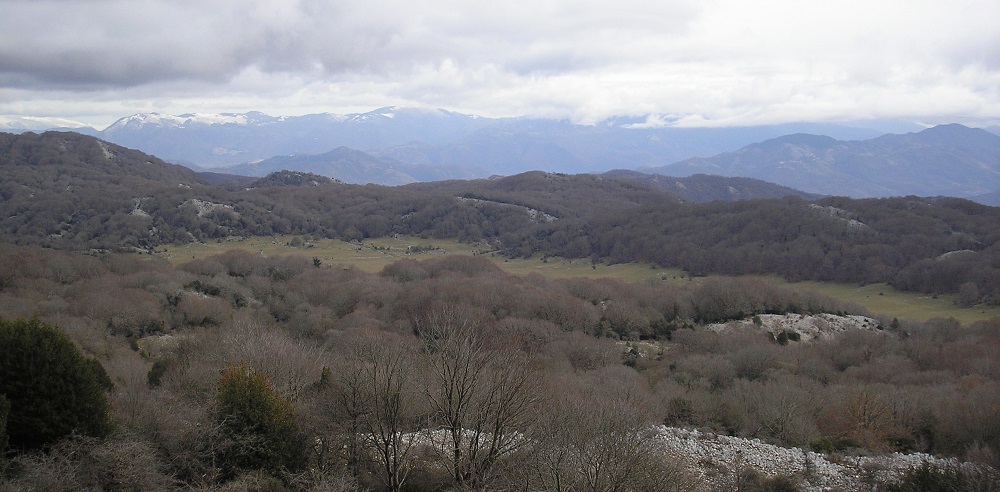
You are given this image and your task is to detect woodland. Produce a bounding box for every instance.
[2,131,999,305]
[1,131,1000,490]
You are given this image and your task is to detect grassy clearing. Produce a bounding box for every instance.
[159,235,688,281]
[754,277,1000,326]
[156,235,999,325]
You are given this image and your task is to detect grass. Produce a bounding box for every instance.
[755,277,1000,326]
[156,235,1000,325]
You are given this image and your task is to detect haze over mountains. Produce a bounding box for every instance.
[5,107,1000,201]
[652,124,1000,198]
[58,107,893,171]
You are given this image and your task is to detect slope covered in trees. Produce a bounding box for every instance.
[2,131,999,305]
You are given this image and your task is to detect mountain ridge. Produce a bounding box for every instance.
[650,124,1000,198]
[71,108,892,172]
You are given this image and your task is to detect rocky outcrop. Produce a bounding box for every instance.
[655,426,962,491]
[704,313,886,342]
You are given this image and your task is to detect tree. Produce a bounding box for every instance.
[1,394,8,473]
[212,361,306,481]
[528,370,696,492]
[417,305,538,489]
[0,317,113,451]
[355,338,422,492]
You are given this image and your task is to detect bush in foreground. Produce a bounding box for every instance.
[0,317,113,451]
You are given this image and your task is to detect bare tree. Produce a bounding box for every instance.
[327,335,424,492]
[528,370,699,492]
[356,338,422,492]
[417,305,538,488]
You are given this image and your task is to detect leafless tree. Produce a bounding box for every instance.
[416,304,539,488]
[355,338,422,492]
[528,370,699,492]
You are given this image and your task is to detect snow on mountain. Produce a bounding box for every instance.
[0,115,92,131]
[104,112,278,131]
[102,107,455,131]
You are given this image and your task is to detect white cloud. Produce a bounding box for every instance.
[1,0,998,127]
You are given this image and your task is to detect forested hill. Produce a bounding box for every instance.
[2,131,999,305]
[0,130,205,185]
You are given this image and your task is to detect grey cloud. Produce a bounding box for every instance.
[0,0,702,90]
[1,0,998,128]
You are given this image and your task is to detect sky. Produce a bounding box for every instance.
[1,0,998,129]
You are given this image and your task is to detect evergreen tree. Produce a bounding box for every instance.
[0,394,9,472]
[212,361,306,480]
[0,317,113,451]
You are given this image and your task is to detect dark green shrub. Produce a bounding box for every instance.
[212,362,306,481]
[811,438,836,454]
[0,317,113,451]
[147,358,170,388]
[1,394,9,473]
[888,462,1000,492]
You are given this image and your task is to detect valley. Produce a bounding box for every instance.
[5,1,1000,488]
[2,128,999,492]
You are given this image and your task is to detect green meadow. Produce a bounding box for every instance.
[157,235,1000,325]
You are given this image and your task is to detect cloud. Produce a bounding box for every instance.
[1,0,998,127]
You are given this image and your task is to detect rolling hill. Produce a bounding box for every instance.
[2,130,998,307]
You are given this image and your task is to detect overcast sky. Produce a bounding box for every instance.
[1,0,998,129]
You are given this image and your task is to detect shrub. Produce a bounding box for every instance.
[1,394,8,473]
[0,317,113,451]
[212,362,306,481]
[888,462,1000,492]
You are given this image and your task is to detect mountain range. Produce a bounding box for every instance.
[65,107,894,172]
[648,124,1000,198]
[4,107,1000,200]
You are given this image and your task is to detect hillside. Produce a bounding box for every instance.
[0,131,216,250]
[651,124,1000,198]
[2,131,999,306]
[602,170,821,203]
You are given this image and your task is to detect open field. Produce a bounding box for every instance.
[157,235,1000,325]
[756,277,1000,326]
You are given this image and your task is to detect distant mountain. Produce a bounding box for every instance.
[970,189,1000,207]
[0,116,93,132]
[225,147,417,185]
[601,170,820,203]
[649,124,1000,198]
[368,119,885,176]
[16,110,995,195]
[88,107,886,175]
[98,108,494,168]
[220,146,483,185]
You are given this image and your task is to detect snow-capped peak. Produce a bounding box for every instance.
[104,112,279,131]
[0,115,93,131]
